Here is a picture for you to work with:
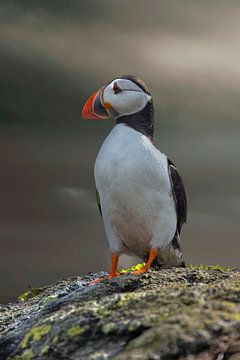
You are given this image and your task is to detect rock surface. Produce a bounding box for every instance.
[0,266,239,360]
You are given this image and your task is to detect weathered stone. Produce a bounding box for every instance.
[0,266,239,359]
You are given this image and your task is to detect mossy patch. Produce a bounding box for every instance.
[115,293,134,307]
[18,287,44,302]
[187,264,230,271]
[96,304,111,317]
[52,335,59,345]
[67,326,85,337]
[43,295,58,304]
[20,324,51,349]
[127,320,142,332]
[120,263,230,274]
[101,322,117,335]
[12,349,34,360]
[40,344,50,355]
[231,312,240,321]
[2,267,240,360]
[220,300,236,309]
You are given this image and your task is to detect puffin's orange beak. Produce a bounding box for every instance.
[82,89,111,120]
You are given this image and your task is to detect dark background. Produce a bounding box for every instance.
[1,1,239,303]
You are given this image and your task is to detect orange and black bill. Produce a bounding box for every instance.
[82,88,110,120]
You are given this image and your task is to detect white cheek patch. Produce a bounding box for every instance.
[103,79,151,117]
[108,91,149,115]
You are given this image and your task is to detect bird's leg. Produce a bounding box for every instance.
[108,253,120,278]
[131,248,158,275]
[90,253,120,285]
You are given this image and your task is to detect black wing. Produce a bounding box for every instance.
[168,159,187,234]
[96,188,102,217]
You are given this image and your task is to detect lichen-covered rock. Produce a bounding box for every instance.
[0,266,239,360]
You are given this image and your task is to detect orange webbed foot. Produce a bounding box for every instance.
[130,267,148,275]
[89,272,120,285]
[130,248,158,276]
[89,253,120,285]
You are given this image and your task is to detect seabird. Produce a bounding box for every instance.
[82,75,187,282]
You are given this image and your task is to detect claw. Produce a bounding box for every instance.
[89,272,120,285]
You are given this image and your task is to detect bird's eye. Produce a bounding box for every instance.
[113,82,122,94]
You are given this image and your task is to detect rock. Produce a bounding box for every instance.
[0,266,239,360]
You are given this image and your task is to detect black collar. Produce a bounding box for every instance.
[116,101,154,141]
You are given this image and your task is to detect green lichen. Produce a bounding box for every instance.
[119,263,145,273]
[3,267,240,360]
[115,293,133,307]
[220,301,236,309]
[40,344,49,355]
[121,263,229,273]
[43,295,58,303]
[67,326,85,337]
[101,322,117,335]
[20,324,51,349]
[96,305,110,317]
[187,264,230,271]
[18,288,44,302]
[127,320,142,332]
[12,349,34,360]
[52,335,59,345]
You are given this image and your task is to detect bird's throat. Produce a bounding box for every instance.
[116,101,154,141]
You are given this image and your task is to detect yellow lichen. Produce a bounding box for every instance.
[231,312,240,321]
[20,324,51,349]
[18,288,43,302]
[221,301,236,308]
[119,263,145,273]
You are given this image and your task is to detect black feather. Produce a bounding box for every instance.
[96,188,102,217]
[167,158,187,234]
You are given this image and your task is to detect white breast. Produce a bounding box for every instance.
[94,124,177,258]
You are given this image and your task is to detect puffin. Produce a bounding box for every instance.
[82,75,187,282]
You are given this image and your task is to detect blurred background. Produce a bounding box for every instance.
[0,0,239,303]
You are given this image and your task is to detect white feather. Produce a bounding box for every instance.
[103,79,150,116]
[94,124,177,258]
